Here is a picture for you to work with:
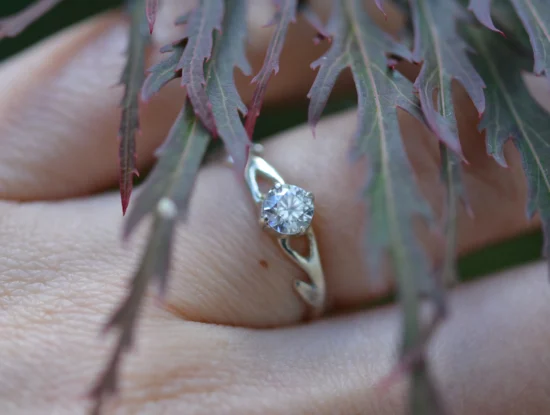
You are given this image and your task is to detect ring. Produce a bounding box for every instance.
[228,144,326,319]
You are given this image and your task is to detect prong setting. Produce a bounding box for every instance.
[260,184,314,236]
[240,149,326,317]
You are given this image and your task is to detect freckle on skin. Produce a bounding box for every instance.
[259,259,269,269]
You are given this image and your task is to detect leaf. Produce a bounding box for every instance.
[89,210,177,415]
[0,0,63,39]
[470,0,550,77]
[439,145,466,286]
[146,0,159,34]
[177,0,224,136]
[245,0,297,138]
[89,102,210,414]
[124,102,210,242]
[466,26,550,257]
[205,0,252,173]
[467,0,503,34]
[142,42,185,101]
[308,1,444,412]
[488,0,531,52]
[142,0,250,172]
[468,0,532,51]
[90,1,251,397]
[118,0,150,215]
[408,0,481,294]
[410,0,486,157]
[510,0,550,77]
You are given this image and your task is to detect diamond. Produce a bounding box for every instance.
[261,184,314,235]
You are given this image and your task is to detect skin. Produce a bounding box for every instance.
[1,1,550,414]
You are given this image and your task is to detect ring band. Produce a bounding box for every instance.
[228,144,326,319]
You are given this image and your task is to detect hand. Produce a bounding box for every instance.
[1,3,549,414]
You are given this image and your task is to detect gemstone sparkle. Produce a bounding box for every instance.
[261,184,314,235]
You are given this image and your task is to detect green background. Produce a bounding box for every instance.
[0,0,543,281]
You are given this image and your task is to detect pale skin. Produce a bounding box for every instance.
[1,2,550,414]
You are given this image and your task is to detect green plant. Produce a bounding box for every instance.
[1,0,549,414]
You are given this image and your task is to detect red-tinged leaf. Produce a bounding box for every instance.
[118,0,150,215]
[145,0,159,34]
[439,145,467,286]
[308,1,445,413]
[141,42,185,101]
[408,0,477,311]
[410,0,486,158]
[89,211,176,415]
[91,6,254,406]
[245,0,297,138]
[205,0,252,173]
[0,0,63,39]
[469,0,532,53]
[466,26,550,258]
[510,0,550,77]
[467,0,503,34]
[470,0,550,77]
[90,101,210,413]
[177,0,224,136]
[124,102,210,239]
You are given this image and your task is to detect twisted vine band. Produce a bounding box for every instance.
[228,144,326,319]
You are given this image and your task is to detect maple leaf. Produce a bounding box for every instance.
[123,102,210,241]
[0,0,63,39]
[466,26,550,258]
[245,0,297,138]
[439,145,467,285]
[205,0,251,173]
[142,42,185,101]
[407,0,483,291]
[308,0,445,412]
[89,2,252,411]
[118,0,150,215]
[410,0,486,157]
[145,0,159,34]
[468,0,532,53]
[89,204,178,415]
[89,102,210,415]
[467,0,503,34]
[177,0,224,136]
[470,0,550,79]
[144,0,250,173]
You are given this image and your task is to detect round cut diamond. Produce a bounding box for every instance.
[261,184,314,235]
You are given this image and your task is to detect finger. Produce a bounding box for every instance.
[120,261,550,415]
[3,257,549,414]
[0,102,537,328]
[0,0,340,201]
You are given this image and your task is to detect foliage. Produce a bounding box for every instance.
[308,0,444,407]
[118,0,150,214]
[2,0,550,414]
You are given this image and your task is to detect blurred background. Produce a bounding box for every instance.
[0,0,543,283]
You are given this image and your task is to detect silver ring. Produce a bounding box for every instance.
[228,144,326,319]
